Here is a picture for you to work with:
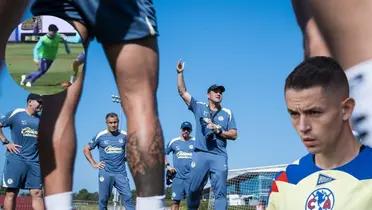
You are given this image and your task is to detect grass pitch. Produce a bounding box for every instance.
[5,42,84,95]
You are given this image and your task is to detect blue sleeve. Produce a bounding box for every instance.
[88,135,99,150]
[227,111,237,130]
[0,111,14,127]
[33,38,43,61]
[188,97,199,113]
[165,141,173,155]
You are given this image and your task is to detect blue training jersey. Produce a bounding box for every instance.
[88,129,128,174]
[188,97,237,156]
[165,136,195,179]
[267,146,372,210]
[0,108,40,162]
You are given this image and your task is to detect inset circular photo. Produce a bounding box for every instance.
[5,15,85,95]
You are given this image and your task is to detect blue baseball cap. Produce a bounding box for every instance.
[180,121,192,130]
[207,84,225,93]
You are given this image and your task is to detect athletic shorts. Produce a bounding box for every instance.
[75,52,85,63]
[31,0,158,43]
[171,177,188,201]
[2,157,42,189]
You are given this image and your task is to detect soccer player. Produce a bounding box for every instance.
[20,24,71,87]
[267,56,372,209]
[292,0,372,146]
[83,113,134,210]
[27,1,165,209]
[0,93,44,210]
[165,121,195,210]
[176,60,238,210]
[70,52,85,83]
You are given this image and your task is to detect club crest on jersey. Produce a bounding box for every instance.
[103,140,109,145]
[305,188,334,210]
[189,145,194,150]
[7,178,13,185]
[21,120,27,125]
[191,161,196,168]
[218,116,224,121]
[316,174,335,186]
[118,138,124,144]
[99,176,104,182]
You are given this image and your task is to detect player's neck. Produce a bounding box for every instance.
[25,107,36,116]
[315,129,361,169]
[182,135,191,141]
[208,101,221,111]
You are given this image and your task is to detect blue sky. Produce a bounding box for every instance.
[0,0,307,192]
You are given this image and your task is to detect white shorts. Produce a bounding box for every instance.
[346,59,372,146]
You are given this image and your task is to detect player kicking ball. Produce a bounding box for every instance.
[20,24,70,87]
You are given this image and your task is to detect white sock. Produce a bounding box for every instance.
[69,75,75,83]
[136,195,165,210]
[44,191,73,210]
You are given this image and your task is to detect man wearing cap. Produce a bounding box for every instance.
[176,60,238,210]
[0,93,44,210]
[165,121,195,210]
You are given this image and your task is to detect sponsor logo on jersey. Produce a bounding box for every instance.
[176,151,192,159]
[7,178,13,185]
[305,188,334,210]
[218,116,224,121]
[316,174,335,186]
[203,111,209,117]
[104,146,123,154]
[21,120,27,125]
[21,127,38,138]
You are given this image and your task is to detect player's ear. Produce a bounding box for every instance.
[341,97,355,121]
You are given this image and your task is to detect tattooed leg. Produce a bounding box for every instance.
[104,36,165,196]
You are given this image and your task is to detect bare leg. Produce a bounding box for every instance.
[0,0,28,61]
[310,0,372,69]
[4,188,19,210]
[171,202,180,210]
[103,37,164,197]
[291,0,331,58]
[30,189,44,210]
[38,21,88,196]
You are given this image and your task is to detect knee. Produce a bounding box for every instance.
[5,190,17,201]
[30,189,43,199]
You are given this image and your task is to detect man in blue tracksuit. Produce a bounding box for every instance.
[176,60,238,210]
[83,112,134,210]
[165,121,195,210]
[0,94,44,210]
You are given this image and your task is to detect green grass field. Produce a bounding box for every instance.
[5,42,84,95]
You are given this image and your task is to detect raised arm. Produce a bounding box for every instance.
[176,60,192,106]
